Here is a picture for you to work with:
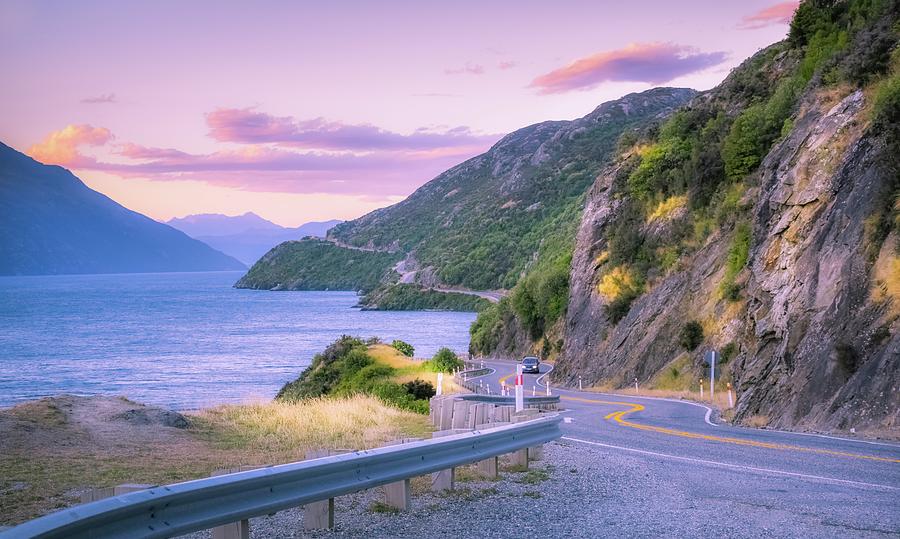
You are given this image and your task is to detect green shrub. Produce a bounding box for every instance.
[424,348,464,373]
[679,321,704,351]
[605,288,641,323]
[403,379,436,400]
[720,342,738,363]
[720,222,752,300]
[391,340,415,357]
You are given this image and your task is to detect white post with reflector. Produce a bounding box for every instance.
[515,365,524,412]
[436,372,443,396]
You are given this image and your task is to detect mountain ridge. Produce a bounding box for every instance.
[0,143,246,275]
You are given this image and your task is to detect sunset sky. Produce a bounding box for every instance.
[1,0,796,226]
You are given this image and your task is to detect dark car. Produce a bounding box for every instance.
[521,356,540,374]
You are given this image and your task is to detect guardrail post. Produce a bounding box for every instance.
[303,450,339,530]
[509,410,540,468]
[383,479,411,510]
[210,468,251,539]
[431,429,465,491]
[439,397,454,430]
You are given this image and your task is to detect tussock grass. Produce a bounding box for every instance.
[647,195,687,222]
[194,395,431,453]
[368,344,463,394]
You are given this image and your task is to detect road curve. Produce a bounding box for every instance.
[470,359,900,536]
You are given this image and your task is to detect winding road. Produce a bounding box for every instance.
[469,359,900,536]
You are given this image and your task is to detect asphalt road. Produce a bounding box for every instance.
[468,359,900,537]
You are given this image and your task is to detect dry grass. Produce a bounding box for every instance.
[597,265,641,301]
[745,415,770,428]
[194,395,432,453]
[647,195,687,222]
[367,344,463,394]
[1,395,431,526]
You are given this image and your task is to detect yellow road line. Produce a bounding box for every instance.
[498,372,515,384]
[563,395,900,464]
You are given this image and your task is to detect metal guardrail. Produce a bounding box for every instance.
[1,415,562,539]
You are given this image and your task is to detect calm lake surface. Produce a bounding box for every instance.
[0,271,475,409]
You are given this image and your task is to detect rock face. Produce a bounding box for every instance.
[557,86,899,433]
[736,90,899,431]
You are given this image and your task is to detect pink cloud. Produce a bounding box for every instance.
[27,124,113,167]
[27,123,499,197]
[739,1,799,29]
[529,42,727,94]
[497,60,517,70]
[80,93,116,104]
[206,108,499,152]
[444,62,485,75]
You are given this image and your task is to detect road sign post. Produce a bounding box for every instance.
[704,350,717,401]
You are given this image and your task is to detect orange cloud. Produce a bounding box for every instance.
[27,124,112,167]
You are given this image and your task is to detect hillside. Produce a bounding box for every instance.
[234,88,696,303]
[168,213,341,265]
[0,143,245,275]
[477,0,900,434]
[234,239,402,291]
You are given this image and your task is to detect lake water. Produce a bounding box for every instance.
[0,271,475,410]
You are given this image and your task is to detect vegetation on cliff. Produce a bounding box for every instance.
[235,239,402,292]
[360,284,490,312]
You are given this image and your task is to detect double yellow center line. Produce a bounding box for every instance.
[563,395,900,464]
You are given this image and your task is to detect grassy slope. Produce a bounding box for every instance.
[0,395,429,525]
[360,284,490,312]
[234,239,402,292]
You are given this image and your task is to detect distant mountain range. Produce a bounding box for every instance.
[167,213,341,265]
[0,143,245,275]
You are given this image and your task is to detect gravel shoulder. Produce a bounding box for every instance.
[180,440,900,539]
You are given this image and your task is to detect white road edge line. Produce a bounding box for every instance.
[560,436,900,492]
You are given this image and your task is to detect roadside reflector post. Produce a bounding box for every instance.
[727,383,734,408]
[578,376,582,390]
[634,377,639,395]
[546,381,551,396]
[699,379,704,400]
[486,384,491,395]
[532,385,536,397]
[515,365,524,412]
[436,372,444,396]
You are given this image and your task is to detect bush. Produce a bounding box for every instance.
[403,379,436,400]
[720,222,752,300]
[425,347,464,373]
[720,342,738,363]
[679,321,704,351]
[391,340,415,357]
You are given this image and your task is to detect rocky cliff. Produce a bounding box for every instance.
[552,0,900,434]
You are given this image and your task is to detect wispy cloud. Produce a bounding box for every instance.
[739,1,799,29]
[80,93,117,104]
[497,60,517,70]
[529,42,727,94]
[206,108,498,152]
[444,62,485,76]
[27,121,503,197]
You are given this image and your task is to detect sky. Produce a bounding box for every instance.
[1,0,797,226]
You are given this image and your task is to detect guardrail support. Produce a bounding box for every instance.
[509,410,541,468]
[303,450,339,530]
[80,483,153,504]
[431,430,466,491]
[211,468,253,539]
[383,478,411,510]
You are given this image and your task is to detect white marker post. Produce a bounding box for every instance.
[710,350,716,401]
[515,365,524,412]
[634,378,639,395]
[578,376,583,391]
[699,379,704,400]
[532,385,537,397]
[727,382,734,408]
[436,372,443,396]
[546,381,551,396]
